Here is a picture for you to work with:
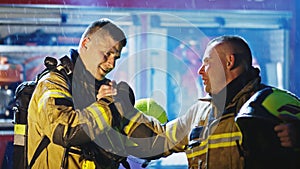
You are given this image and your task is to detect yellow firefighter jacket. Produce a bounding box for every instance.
[27,50,128,169]
[27,69,120,169]
[122,67,263,169]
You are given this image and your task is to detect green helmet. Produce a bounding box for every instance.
[237,87,300,122]
[134,98,168,124]
[236,87,300,169]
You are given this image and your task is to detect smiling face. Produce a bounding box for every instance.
[198,41,227,95]
[79,30,123,80]
[198,35,253,95]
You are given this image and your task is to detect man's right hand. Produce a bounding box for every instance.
[97,81,137,120]
[96,80,117,101]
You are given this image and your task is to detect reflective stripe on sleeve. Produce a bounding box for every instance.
[37,89,72,113]
[86,103,110,131]
[166,121,178,143]
[124,112,142,135]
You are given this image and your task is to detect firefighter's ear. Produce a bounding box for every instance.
[227,54,235,70]
[81,37,90,49]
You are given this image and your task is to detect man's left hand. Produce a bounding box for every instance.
[274,123,298,148]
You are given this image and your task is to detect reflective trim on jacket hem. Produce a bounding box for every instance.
[186,131,242,158]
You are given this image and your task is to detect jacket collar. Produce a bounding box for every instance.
[70,49,110,97]
[200,67,261,112]
[70,49,109,83]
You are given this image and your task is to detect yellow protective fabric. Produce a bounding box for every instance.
[82,160,96,169]
[27,71,112,169]
[185,114,244,169]
[14,124,26,146]
[14,124,26,135]
[183,79,262,169]
[121,77,261,169]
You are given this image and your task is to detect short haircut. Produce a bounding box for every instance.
[209,35,252,69]
[82,18,127,47]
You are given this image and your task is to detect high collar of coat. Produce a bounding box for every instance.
[200,67,261,111]
[69,49,110,96]
[70,49,109,82]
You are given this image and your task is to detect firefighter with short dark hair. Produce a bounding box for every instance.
[27,18,129,169]
[113,35,300,169]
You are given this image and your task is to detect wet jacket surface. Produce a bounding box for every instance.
[122,67,265,169]
[27,49,123,169]
[185,67,264,169]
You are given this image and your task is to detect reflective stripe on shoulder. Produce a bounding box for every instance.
[186,131,242,158]
[86,103,110,131]
[37,89,71,113]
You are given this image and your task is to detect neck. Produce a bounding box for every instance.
[211,66,260,109]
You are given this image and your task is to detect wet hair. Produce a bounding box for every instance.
[209,35,252,69]
[82,18,127,47]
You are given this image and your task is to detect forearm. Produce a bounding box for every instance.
[122,112,189,159]
[30,73,120,151]
[51,100,114,147]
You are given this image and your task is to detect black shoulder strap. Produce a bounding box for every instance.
[55,55,73,90]
[27,136,50,169]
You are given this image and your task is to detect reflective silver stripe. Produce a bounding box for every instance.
[14,134,25,146]
[186,131,242,158]
[37,90,72,113]
[87,103,110,131]
[14,124,26,146]
[208,135,241,144]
